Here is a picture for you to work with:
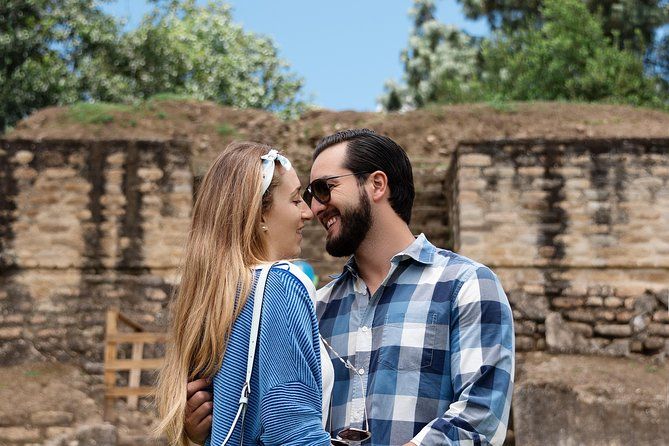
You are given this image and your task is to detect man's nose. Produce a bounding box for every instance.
[309,198,326,216]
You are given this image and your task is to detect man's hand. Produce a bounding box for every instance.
[185,378,213,445]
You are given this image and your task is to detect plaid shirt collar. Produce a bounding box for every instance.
[334,233,436,280]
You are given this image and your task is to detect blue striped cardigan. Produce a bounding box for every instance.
[205,263,331,446]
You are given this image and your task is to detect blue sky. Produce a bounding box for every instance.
[102,1,488,111]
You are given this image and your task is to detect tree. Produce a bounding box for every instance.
[379,0,483,111]
[481,0,663,105]
[380,0,664,111]
[0,0,119,130]
[456,0,669,54]
[0,0,306,131]
[81,0,306,117]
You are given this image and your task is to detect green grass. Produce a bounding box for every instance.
[24,370,40,378]
[485,98,518,113]
[645,364,659,374]
[148,92,200,102]
[68,102,132,124]
[217,123,238,136]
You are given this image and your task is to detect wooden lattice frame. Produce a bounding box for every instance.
[103,308,167,420]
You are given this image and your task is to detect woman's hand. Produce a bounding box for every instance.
[185,378,213,445]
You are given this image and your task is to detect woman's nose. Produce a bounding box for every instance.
[301,201,314,220]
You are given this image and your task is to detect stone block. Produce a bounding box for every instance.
[516,321,537,335]
[14,166,38,180]
[643,337,666,351]
[515,335,537,351]
[603,339,630,356]
[648,323,669,336]
[615,311,634,323]
[652,310,669,323]
[513,292,549,321]
[72,423,117,446]
[566,322,593,337]
[30,410,74,426]
[594,309,616,321]
[0,427,41,442]
[566,309,595,323]
[13,150,34,164]
[0,327,22,340]
[45,426,74,439]
[552,297,584,309]
[137,167,164,181]
[43,167,76,179]
[585,296,603,306]
[546,312,588,352]
[594,324,632,337]
[604,296,624,308]
[459,154,491,167]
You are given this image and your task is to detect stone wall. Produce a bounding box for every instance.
[2,136,668,369]
[0,139,191,367]
[450,139,669,356]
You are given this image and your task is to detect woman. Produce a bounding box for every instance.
[155,141,333,446]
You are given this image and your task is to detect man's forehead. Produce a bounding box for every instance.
[310,142,348,179]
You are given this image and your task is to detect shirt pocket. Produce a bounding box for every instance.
[379,312,437,372]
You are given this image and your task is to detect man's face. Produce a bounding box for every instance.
[309,143,373,257]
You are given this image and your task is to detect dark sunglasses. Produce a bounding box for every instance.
[302,172,371,207]
[330,427,372,445]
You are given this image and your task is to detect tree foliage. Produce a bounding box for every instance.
[0,0,306,130]
[456,0,668,54]
[380,0,666,110]
[380,0,483,111]
[481,0,662,105]
[0,0,118,130]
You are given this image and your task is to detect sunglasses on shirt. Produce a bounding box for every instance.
[302,172,372,207]
[321,336,372,445]
[330,427,371,445]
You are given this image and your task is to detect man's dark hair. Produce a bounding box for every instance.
[314,128,414,224]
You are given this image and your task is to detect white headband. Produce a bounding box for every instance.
[260,149,292,195]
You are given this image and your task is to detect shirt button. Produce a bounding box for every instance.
[361,326,368,332]
[358,368,365,375]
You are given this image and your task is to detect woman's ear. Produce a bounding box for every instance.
[369,171,388,203]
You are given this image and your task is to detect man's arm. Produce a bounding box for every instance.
[412,266,515,446]
[185,378,213,445]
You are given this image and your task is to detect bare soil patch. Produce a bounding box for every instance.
[8,101,669,176]
[517,351,668,409]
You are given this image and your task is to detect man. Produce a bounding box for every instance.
[185,129,515,445]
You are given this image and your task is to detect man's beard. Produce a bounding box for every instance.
[325,190,372,257]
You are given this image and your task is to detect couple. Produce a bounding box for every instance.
[155,129,515,446]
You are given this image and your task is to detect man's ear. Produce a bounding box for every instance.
[369,171,388,202]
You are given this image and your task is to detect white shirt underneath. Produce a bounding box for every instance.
[285,262,333,426]
[319,336,334,426]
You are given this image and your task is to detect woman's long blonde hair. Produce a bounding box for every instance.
[155,141,279,445]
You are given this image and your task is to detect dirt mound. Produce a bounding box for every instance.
[9,100,669,145]
[7,100,669,177]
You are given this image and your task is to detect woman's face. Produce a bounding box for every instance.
[262,167,313,260]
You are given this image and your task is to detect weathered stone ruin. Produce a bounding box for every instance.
[1,103,668,445]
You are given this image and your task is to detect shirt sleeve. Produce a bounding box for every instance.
[411,266,515,446]
[257,269,332,446]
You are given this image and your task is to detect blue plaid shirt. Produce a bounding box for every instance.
[316,234,514,446]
